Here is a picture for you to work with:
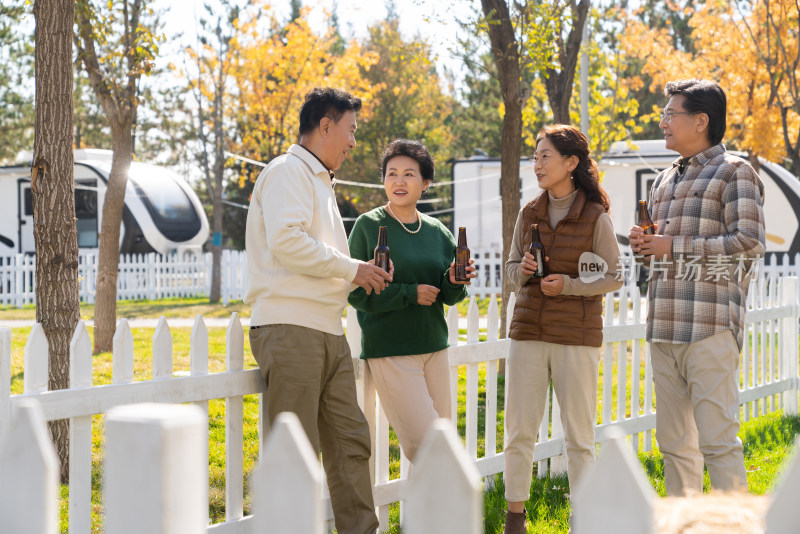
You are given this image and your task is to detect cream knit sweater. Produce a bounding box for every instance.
[244,144,360,335]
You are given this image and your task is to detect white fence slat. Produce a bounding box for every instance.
[447,305,459,423]
[404,420,482,534]
[153,317,173,380]
[113,319,134,385]
[104,403,207,534]
[24,323,48,394]
[466,298,479,461]
[573,428,654,534]
[766,436,800,534]
[780,278,799,416]
[190,315,210,524]
[252,412,324,534]
[0,328,10,444]
[549,394,567,476]
[225,313,244,521]
[536,388,551,478]
[0,399,59,534]
[485,296,499,468]
[69,322,93,534]
[375,396,391,529]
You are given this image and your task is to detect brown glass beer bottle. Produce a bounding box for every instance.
[529,224,548,278]
[374,226,390,273]
[455,226,470,282]
[637,200,656,235]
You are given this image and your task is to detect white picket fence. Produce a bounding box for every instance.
[0,250,248,307]
[1,277,799,533]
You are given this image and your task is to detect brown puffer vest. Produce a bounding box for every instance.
[509,189,606,347]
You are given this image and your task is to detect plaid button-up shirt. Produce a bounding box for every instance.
[645,144,766,350]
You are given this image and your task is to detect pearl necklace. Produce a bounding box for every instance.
[385,202,422,234]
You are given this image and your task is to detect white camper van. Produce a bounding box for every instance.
[452,139,800,260]
[0,149,209,256]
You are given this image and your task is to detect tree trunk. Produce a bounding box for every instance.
[93,131,133,353]
[33,0,79,484]
[481,0,526,340]
[544,0,590,125]
[209,195,222,303]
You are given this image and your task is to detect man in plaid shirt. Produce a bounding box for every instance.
[629,79,765,496]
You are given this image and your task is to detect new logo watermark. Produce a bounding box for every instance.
[579,252,608,283]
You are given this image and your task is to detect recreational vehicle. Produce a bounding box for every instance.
[452,139,800,261]
[0,149,209,256]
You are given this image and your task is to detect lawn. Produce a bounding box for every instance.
[3,297,799,533]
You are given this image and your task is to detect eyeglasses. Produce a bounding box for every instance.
[660,110,696,124]
[529,153,567,166]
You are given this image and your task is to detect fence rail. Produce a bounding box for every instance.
[3,250,800,305]
[1,278,799,533]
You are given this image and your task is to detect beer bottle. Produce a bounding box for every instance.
[529,224,548,278]
[637,200,656,235]
[374,226,390,273]
[455,227,470,282]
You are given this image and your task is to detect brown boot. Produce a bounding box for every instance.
[503,509,527,534]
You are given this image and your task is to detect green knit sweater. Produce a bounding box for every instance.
[348,207,469,359]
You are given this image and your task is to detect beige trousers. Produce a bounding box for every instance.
[651,329,748,496]
[366,349,451,462]
[504,339,600,501]
[249,324,378,534]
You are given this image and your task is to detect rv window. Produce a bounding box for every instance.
[75,179,98,248]
[128,164,196,222]
[24,187,32,216]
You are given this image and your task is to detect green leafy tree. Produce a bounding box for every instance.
[0,1,34,164]
[186,1,242,302]
[75,0,163,353]
[450,50,504,159]
[343,19,456,224]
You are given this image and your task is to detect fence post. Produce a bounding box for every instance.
[69,322,93,534]
[190,315,210,524]
[573,427,654,534]
[252,411,324,534]
[766,436,800,534]
[24,323,48,394]
[404,419,482,534]
[0,399,59,534]
[104,403,207,534]
[225,313,245,521]
[780,277,799,416]
[153,317,173,380]
[113,319,134,384]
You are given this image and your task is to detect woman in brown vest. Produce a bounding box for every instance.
[502,125,622,534]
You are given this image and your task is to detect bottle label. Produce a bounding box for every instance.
[375,251,390,273]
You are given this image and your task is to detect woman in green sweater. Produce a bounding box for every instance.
[348,139,476,462]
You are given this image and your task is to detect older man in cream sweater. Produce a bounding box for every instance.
[245,87,390,534]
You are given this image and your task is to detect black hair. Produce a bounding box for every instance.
[380,139,435,182]
[664,79,727,145]
[535,124,610,212]
[298,87,362,137]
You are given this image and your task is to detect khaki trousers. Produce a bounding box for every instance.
[366,349,451,462]
[651,330,748,496]
[504,339,600,501]
[249,324,378,534]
